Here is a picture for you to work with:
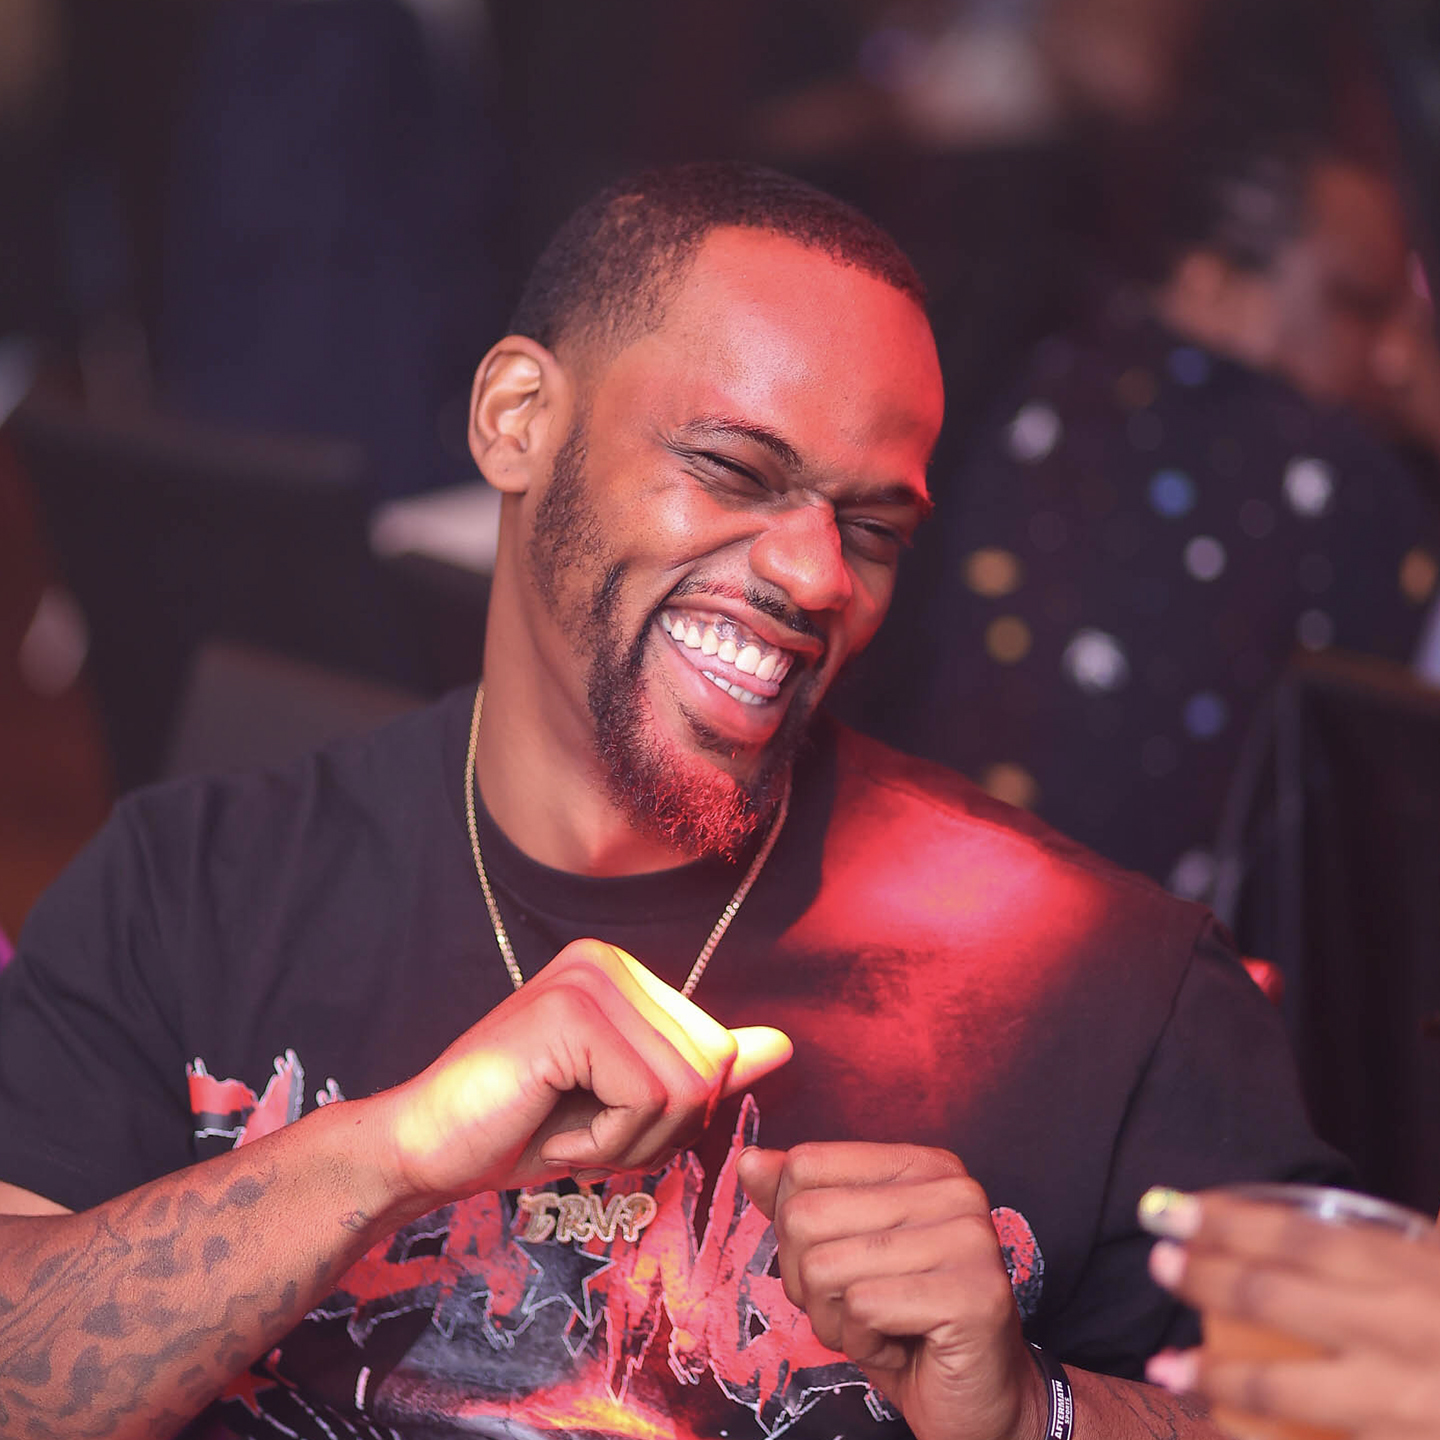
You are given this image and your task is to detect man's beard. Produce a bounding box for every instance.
[529,417,813,861]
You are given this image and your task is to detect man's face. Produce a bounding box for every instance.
[1267,160,1415,415]
[519,227,943,858]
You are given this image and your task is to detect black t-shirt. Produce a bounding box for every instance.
[0,690,1342,1438]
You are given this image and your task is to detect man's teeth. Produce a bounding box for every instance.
[660,611,793,688]
[701,670,765,705]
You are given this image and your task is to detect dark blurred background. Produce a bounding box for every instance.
[4,0,1440,1206]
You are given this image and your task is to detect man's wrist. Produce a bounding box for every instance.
[1028,1344,1074,1440]
[303,1090,435,1236]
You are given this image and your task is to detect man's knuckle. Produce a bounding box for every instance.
[784,1142,828,1181]
[670,1067,714,1112]
[950,1208,1003,1258]
[772,1192,815,1246]
[910,1144,967,1177]
[937,1260,1013,1329]
[795,1248,829,1299]
[858,1225,898,1260]
[539,980,601,1028]
[843,1277,884,1328]
[936,1174,988,1213]
[553,936,615,972]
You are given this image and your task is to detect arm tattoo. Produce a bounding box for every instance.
[0,1165,331,1437]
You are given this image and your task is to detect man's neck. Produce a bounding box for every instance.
[472,681,699,879]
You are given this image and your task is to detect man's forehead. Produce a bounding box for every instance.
[560,223,942,479]
[681,223,919,306]
[644,229,939,387]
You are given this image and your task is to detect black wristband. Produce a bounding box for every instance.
[1029,1343,1074,1440]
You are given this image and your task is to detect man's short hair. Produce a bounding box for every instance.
[1172,131,1329,273]
[1123,119,1398,284]
[508,160,927,361]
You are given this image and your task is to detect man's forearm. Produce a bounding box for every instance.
[1072,1365,1219,1440]
[0,1098,403,1439]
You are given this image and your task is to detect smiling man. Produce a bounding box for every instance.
[475,212,939,874]
[0,163,1339,1440]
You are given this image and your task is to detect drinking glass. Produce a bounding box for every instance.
[1201,1183,1435,1440]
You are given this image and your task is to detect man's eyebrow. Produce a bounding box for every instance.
[672,416,805,472]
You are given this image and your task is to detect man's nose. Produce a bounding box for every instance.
[748,497,852,615]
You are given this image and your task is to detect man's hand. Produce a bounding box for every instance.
[380,939,792,1209]
[737,1142,1047,1440]
[0,943,790,1440]
[1142,1186,1440,1437]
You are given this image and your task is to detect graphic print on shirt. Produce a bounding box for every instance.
[187,1052,1045,1439]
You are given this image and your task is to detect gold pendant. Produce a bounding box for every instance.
[517,1188,659,1245]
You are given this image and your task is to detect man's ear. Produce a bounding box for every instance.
[468,336,571,494]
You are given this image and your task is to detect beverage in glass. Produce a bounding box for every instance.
[1201,1183,1434,1440]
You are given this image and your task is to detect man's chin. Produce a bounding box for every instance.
[593,705,786,860]
[589,646,812,861]
[632,734,784,859]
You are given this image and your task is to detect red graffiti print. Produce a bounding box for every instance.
[191,1054,1044,1438]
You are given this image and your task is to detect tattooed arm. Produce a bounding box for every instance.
[0,942,792,1438]
[0,1103,400,1438]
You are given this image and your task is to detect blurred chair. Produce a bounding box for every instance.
[1214,649,1440,1213]
[6,392,423,791]
[163,640,423,780]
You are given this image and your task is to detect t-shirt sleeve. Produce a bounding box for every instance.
[0,799,195,1211]
[1040,915,1348,1378]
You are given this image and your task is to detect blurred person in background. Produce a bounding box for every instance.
[840,0,1440,901]
[748,0,1214,466]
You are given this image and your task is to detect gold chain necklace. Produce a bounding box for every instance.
[464,682,791,996]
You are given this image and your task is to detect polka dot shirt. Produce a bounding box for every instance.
[851,304,1440,897]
